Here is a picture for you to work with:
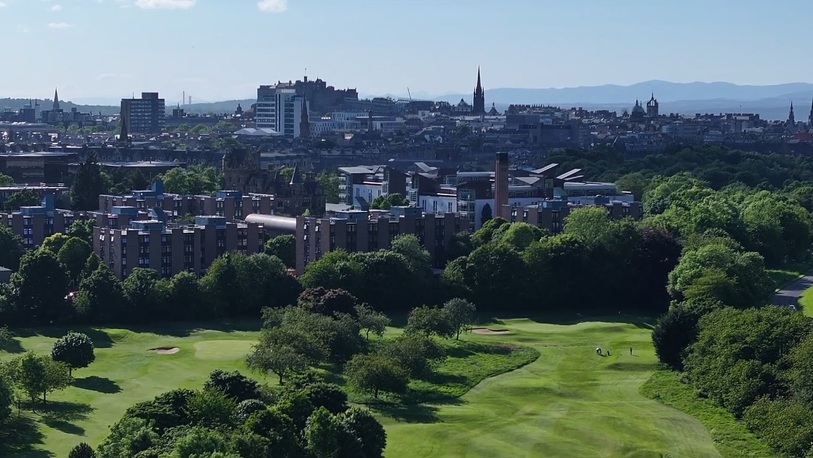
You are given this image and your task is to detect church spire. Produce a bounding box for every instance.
[299,95,310,139]
[472,67,485,115]
[789,101,796,125]
[53,87,60,111]
[808,98,813,126]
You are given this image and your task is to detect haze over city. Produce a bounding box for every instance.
[1,0,812,104]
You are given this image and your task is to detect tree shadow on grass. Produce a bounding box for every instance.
[368,401,442,424]
[0,337,24,353]
[13,326,115,349]
[520,311,657,329]
[35,400,93,436]
[38,400,94,423]
[75,375,121,394]
[122,318,263,338]
[0,415,52,458]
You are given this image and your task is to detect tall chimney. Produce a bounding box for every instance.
[494,152,509,219]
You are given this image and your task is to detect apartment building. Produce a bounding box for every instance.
[93,216,264,279]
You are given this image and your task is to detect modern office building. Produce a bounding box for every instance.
[120,92,165,135]
[93,216,264,279]
[255,85,277,129]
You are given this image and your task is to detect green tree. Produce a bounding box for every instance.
[667,243,774,309]
[296,382,349,415]
[0,225,24,270]
[203,370,260,403]
[9,249,70,325]
[651,304,706,370]
[563,206,614,245]
[71,152,108,210]
[377,333,444,379]
[405,305,454,338]
[42,232,71,254]
[247,343,309,385]
[442,297,476,340]
[6,352,71,406]
[73,265,128,323]
[463,242,527,311]
[741,191,813,265]
[57,237,92,287]
[122,267,164,320]
[344,353,408,399]
[0,173,14,186]
[0,373,12,425]
[297,287,358,317]
[317,170,340,204]
[51,331,95,376]
[4,189,39,211]
[67,219,96,247]
[187,388,236,428]
[354,303,390,340]
[742,397,813,458]
[493,222,546,252]
[95,417,159,458]
[471,217,507,247]
[684,307,812,416]
[341,407,387,458]
[68,442,96,458]
[159,164,221,195]
[166,271,203,320]
[480,203,493,226]
[445,232,473,263]
[615,172,649,200]
[304,407,345,458]
[264,234,296,268]
[167,426,231,458]
[300,250,362,291]
[390,234,432,275]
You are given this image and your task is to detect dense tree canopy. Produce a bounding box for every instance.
[158,164,221,196]
[71,152,107,211]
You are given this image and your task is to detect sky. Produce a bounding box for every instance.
[0,0,811,105]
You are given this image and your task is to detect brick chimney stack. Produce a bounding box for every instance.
[494,152,509,219]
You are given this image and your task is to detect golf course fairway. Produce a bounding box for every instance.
[382,317,726,457]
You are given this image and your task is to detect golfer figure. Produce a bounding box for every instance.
[629,346,633,355]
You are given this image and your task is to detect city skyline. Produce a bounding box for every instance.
[1,0,812,104]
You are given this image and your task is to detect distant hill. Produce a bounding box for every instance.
[433,80,813,105]
[0,98,119,116]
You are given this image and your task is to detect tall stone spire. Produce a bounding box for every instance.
[808,98,813,126]
[789,101,796,125]
[299,96,310,139]
[53,87,60,111]
[472,67,485,115]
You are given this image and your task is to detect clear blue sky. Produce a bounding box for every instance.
[0,0,809,105]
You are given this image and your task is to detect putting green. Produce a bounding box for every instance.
[381,318,724,458]
[194,340,255,360]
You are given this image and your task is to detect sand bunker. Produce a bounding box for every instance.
[149,346,180,355]
[471,327,511,335]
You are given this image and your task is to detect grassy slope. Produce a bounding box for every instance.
[380,317,723,458]
[640,371,775,458]
[0,321,264,458]
[767,260,813,291]
[800,285,813,317]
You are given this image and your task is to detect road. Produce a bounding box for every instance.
[772,273,813,308]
